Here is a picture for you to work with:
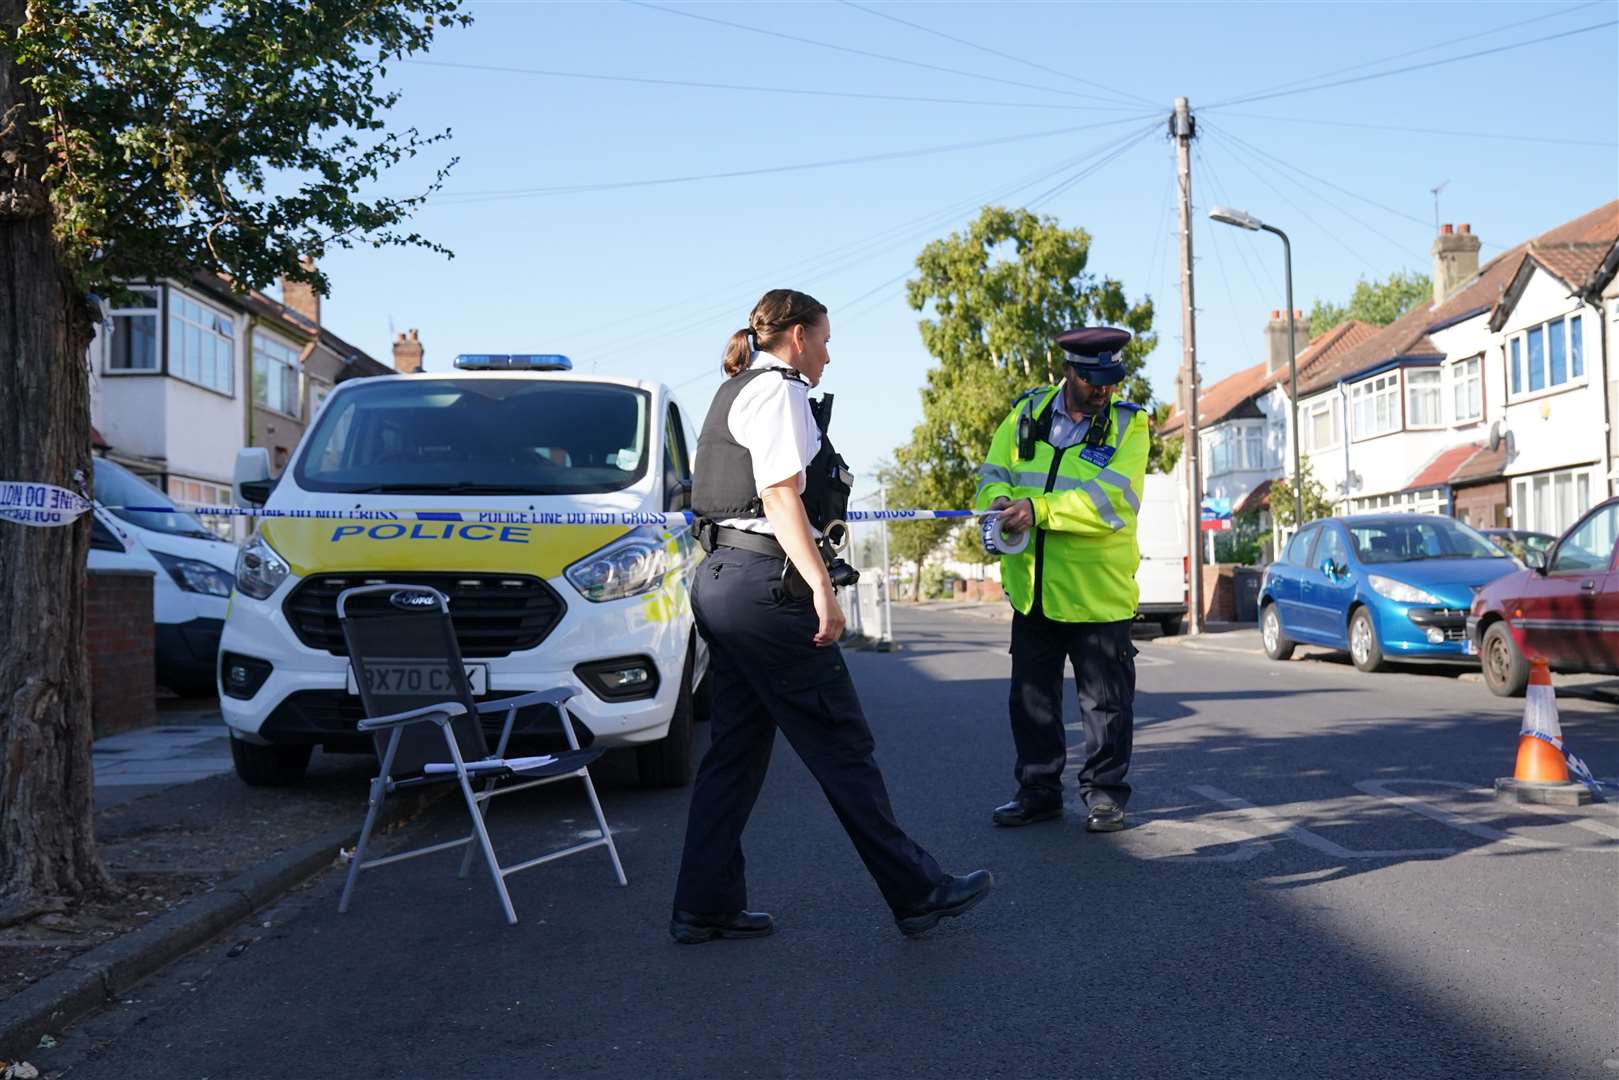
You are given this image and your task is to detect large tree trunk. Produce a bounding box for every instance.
[0,0,114,914]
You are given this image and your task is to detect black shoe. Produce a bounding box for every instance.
[992,796,1062,827]
[1085,803,1125,833]
[894,870,994,937]
[670,909,775,945]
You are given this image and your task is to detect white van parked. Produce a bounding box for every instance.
[88,458,238,695]
[1134,472,1188,635]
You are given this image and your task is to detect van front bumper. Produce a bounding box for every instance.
[219,578,689,750]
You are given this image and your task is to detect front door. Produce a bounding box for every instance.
[1301,523,1355,645]
[1518,503,1619,670]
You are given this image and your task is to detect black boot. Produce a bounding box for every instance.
[670,909,775,944]
[991,794,1062,827]
[893,870,994,937]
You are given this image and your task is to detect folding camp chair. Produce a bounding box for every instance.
[335,583,626,925]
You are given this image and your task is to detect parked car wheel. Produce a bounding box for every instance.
[1158,616,1184,637]
[230,737,312,787]
[1260,602,1294,661]
[1349,608,1385,673]
[1482,622,1529,698]
[636,643,695,788]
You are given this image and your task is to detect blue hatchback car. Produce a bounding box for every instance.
[1259,514,1520,672]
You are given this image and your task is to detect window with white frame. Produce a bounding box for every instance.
[1512,468,1594,536]
[252,332,301,418]
[1508,313,1585,399]
[168,478,235,540]
[167,292,235,395]
[1302,396,1341,452]
[106,288,160,372]
[1350,372,1400,439]
[1405,367,1442,429]
[1351,489,1445,516]
[1448,355,1482,424]
[1241,425,1265,470]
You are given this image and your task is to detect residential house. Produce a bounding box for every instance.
[88,270,396,538]
[1159,311,1376,554]
[1290,201,1618,536]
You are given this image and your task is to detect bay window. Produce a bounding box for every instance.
[1350,372,1399,439]
[1405,368,1442,429]
[1448,356,1482,424]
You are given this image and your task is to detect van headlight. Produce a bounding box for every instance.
[565,528,669,603]
[152,552,235,597]
[235,533,290,600]
[1368,574,1440,605]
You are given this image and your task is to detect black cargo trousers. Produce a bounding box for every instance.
[672,548,942,916]
[1008,610,1137,809]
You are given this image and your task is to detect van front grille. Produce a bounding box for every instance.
[283,573,565,658]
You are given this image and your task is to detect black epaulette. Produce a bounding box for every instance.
[777,368,808,386]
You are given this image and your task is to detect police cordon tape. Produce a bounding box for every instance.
[1519,727,1613,801]
[1,479,1001,533]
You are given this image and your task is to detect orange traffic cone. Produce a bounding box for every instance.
[1496,657,1592,806]
[1513,659,1568,782]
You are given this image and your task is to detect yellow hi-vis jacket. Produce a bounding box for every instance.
[973,387,1149,623]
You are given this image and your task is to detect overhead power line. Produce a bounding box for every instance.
[1205,19,1617,109]
[838,1,1158,110]
[1213,110,1618,149]
[1214,1,1603,105]
[625,0,1128,106]
[427,114,1157,204]
[399,58,1143,112]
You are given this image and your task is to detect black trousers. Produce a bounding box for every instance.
[673,549,942,916]
[1008,611,1136,809]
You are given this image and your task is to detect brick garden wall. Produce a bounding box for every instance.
[87,569,157,737]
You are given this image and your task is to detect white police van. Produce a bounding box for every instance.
[219,354,707,787]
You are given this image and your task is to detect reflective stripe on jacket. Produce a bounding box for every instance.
[973,387,1148,623]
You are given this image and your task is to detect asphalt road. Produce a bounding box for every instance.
[39,605,1619,1079]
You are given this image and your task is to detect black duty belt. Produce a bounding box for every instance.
[710,525,788,560]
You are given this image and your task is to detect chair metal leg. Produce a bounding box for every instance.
[580,770,628,886]
[458,776,499,880]
[338,774,387,914]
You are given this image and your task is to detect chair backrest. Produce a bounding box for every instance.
[336,584,490,777]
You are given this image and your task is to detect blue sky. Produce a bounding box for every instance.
[309,0,1618,491]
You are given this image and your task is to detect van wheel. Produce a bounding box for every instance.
[637,649,695,788]
[230,737,313,787]
[1482,622,1529,697]
[1349,608,1385,673]
[1261,603,1294,660]
[1157,616,1184,637]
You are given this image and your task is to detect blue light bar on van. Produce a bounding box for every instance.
[453,354,573,371]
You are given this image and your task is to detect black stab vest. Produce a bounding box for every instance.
[691,367,852,531]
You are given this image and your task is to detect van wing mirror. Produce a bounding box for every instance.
[234,448,274,507]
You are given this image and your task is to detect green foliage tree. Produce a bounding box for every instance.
[875,455,952,600]
[1270,458,1338,529]
[899,206,1157,511]
[1,0,468,913]
[1307,270,1432,338]
[1148,402,1183,474]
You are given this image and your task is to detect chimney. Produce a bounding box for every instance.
[279,256,320,327]
[392,328,424,373]
[1431,222,1481,305]
[1265,309,1306,376]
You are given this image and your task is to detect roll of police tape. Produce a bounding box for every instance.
[981,514,1029,556]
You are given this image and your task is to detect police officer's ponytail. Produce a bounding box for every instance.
[722,288,828,378]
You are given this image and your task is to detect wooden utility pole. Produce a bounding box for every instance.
[1172,97,1203,635]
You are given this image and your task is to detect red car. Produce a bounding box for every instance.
[1469,496,1619,696]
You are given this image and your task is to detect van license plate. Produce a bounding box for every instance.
[346,664,488,696]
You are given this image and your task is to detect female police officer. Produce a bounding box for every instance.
[671,288,992,943]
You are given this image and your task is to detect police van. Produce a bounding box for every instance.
[218,355,707,788]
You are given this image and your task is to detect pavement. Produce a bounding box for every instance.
[90,700,235,808]
[15,604,1619,1078]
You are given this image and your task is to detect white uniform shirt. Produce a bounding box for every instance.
[714,351,821,536]
[1047,407,1093,449]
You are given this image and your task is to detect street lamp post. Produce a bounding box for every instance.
[1209,205,1305,531]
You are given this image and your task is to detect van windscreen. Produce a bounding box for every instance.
[295,379,651,496]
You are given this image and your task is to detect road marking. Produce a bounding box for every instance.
[1190,785,1457,858]
[1355,779,1619,854]
[1126,815,1273,862]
